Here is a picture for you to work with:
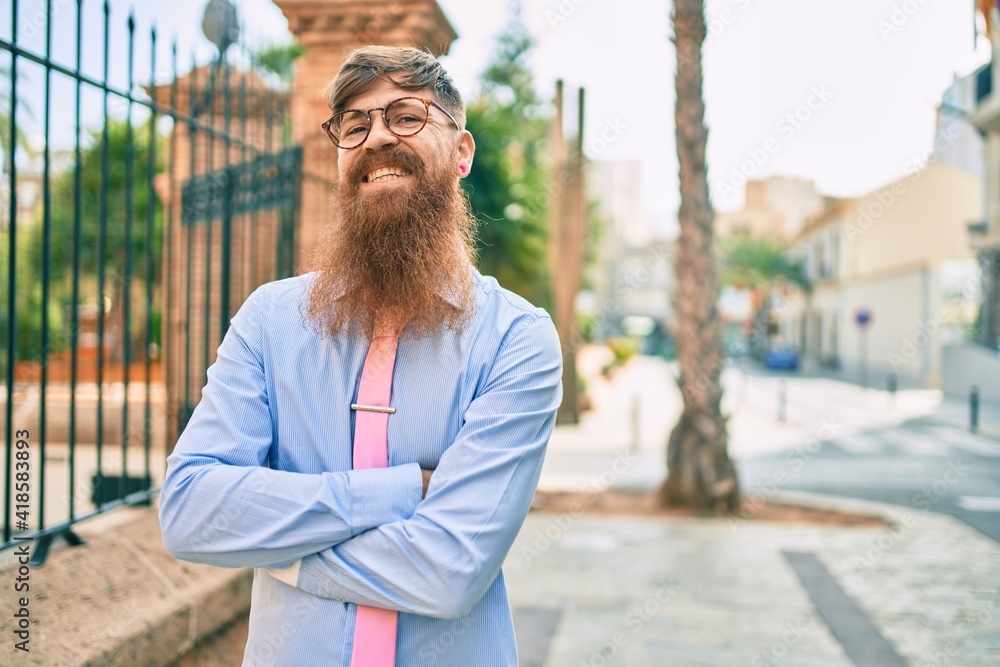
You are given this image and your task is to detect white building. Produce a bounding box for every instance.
[780,198,852,368]
[937,71,984,177]
[954,7,1000,401]
[780,159,981,388]
[587,160,674,343]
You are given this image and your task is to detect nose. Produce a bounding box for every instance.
[362,110,398,151]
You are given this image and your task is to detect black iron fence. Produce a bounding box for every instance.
[1,0,300,564]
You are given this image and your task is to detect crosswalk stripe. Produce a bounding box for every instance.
[921,426,1000,457]
[957,496,1000,511]
[875,428,952,457]
[832,433,885,454]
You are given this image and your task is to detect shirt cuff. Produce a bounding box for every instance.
[298,551,346,601]
[345,463,423,535]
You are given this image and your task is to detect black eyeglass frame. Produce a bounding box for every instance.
[321,96,462,149]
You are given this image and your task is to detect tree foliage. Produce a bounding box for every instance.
[39,118,165,285]
[720,232,809,358]
[462,15,551,307]
[720,232,809,291]
[252,41,306,82]
[1,118,164,366]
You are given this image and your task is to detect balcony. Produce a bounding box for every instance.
[971,61,1000,131]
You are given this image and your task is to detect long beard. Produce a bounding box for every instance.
[303,147,478,340]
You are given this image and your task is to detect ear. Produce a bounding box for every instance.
[456,130,475,177]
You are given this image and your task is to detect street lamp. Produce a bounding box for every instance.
[202,0,240,60]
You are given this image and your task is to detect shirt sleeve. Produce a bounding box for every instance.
[158,285,424,569]
[281,314,563,619]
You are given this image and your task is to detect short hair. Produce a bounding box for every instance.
[325,45,465,130]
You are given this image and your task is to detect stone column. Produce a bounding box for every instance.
[149,66,290,446]
[273,0,457,272]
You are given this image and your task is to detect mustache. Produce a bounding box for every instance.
[344,146,425,185]
[304,147,477,340]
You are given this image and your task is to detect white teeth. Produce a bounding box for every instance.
[366,167,409,182]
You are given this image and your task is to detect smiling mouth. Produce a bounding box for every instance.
[363,166,414,184]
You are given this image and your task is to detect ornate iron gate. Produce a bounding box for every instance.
[1,0,300,563]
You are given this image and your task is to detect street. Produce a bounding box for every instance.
[543,354,1000,545]
[738,397,1000,542]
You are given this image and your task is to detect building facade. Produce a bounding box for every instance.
[587,160,674,345]
[715,176,826,242]
[780,160,981,388]
[970,11,1000,351]
[781,198,853,369]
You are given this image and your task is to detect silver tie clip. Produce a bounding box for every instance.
[351,404,396,414]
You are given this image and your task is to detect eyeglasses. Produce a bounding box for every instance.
[322,96,461,149]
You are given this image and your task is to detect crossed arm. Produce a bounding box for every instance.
[158,286,562,618]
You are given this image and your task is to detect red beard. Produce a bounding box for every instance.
[303,146,478,339]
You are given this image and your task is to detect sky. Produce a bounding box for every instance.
[2,0,990,224]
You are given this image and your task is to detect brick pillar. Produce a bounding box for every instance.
[149,66,290,447]
[273,0,457,272]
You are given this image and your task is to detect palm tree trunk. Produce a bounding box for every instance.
[661,0,739,513]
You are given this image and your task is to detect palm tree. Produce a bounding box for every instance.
[720,232,809,358]
[661,0,739,512]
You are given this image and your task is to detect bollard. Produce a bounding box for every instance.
[778,378,787,423]
[630,394,640,453]
[970,385,980,434]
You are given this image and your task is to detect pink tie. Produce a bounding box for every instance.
[350,333,399,667]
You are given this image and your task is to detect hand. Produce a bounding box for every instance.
[421,469,435,499]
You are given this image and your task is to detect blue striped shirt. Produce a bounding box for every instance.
[158,269,563,666]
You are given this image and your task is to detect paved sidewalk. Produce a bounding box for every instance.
[506,493,1000,666]
[518,351,1000,666]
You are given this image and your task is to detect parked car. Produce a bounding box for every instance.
[764,343,799,370]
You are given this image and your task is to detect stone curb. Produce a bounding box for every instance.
[0,504,251,666]
[768,488,928,524]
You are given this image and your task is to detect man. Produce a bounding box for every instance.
[158,45,562,667]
